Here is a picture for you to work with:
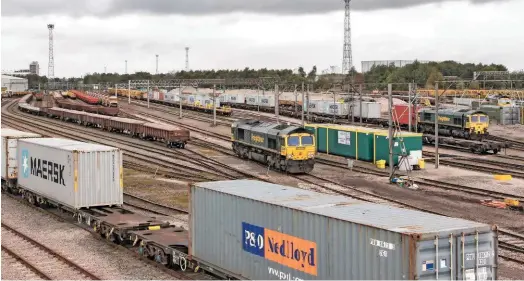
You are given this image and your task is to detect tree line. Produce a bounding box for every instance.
[23,61,523,91]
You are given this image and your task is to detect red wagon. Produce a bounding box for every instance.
[139,122,190,148]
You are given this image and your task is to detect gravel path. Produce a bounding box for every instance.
[1,196,175,280]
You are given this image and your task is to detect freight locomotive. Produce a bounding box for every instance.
[231,119,316,173]
[417,108,489,140]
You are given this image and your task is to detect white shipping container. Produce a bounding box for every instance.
[1,129,41,181]
[258,95,275,107]
[303,100,323,114]
[227,93,246,104]
[351,101,382,119]
[322,101,349,116]
[17,138,123,209]
[190,180,497,280]
[246,95,258,106]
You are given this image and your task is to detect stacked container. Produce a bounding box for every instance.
[190,180,498,280]
[17,138,123,209]
[480,105,521,125]
[1,129,42,187]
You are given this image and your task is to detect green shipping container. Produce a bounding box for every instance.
[305,124,423,166]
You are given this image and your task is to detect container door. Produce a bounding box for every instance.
[455,232,496,281]
[7,139,18,179]
[417,236,453,280]
[418,233,497,281]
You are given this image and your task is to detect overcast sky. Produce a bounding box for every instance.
[1,0,523,78]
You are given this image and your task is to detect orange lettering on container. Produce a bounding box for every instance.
[265,229,318,276]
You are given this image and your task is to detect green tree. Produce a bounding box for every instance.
[307,66,317,81]
[297,67,306,78]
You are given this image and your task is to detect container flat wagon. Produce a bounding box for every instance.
[187,180,498,280]
[5,136,169,243]
[16,138,123,210]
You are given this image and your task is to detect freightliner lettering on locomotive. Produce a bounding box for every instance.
[231,119,316,173]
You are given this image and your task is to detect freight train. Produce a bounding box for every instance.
[0,138,499,281]
[17,95,190,148]
[231,119,316,173]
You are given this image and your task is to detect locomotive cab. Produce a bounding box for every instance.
[283,133,316,161]
[467,112,489,136]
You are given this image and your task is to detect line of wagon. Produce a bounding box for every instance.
[53,91,120,116]
[17,94,190,148]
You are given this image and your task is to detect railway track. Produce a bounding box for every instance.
[488,135,524,151]
[123,193,188,217]
[2,100,239,181]
[423,151,524,179]
[1,223,102,280]
[498,230,524,266]
[7,98,524,268]
[2,192,198,280]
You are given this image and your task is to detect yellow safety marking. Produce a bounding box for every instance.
[494,175,512,181]
[148,225,161,230]
[120,167,123,189]
[326,128,329,155]
[355,131,358,160]
[373,133,376,164]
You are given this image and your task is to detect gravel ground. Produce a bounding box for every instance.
[1,250,46,280]
[489,124,524,141]
[1,196,176,280]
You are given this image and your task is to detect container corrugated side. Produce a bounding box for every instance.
[1,129,42,181]
[17,138,123,209]
[190,180,497,280]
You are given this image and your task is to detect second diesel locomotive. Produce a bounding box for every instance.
[417,108,489,140]
[231,119,316,173]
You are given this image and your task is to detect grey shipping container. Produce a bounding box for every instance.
[190,180,497,280]
[1,129,42,182]
[17,138,123,209]
[352,101,382,119]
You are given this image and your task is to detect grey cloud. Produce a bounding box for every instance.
[1,0,510,16]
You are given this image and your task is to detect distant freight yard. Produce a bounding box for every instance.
[2,61,524,280]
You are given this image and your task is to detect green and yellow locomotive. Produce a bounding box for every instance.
[231,119,316,173]
[417,108,489,140]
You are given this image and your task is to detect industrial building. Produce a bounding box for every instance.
[30,61,40,75]
[2,75,28,92]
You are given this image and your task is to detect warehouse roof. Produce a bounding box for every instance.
[194,180,491,235]
[2,75,28,80]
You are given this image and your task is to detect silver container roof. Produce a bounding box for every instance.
[1,129,41,138]
[193,180,490,235]
[20,138,118,152]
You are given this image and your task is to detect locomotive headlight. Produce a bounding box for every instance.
[308,152,314,158]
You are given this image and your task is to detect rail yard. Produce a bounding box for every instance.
[2,87,524,280]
